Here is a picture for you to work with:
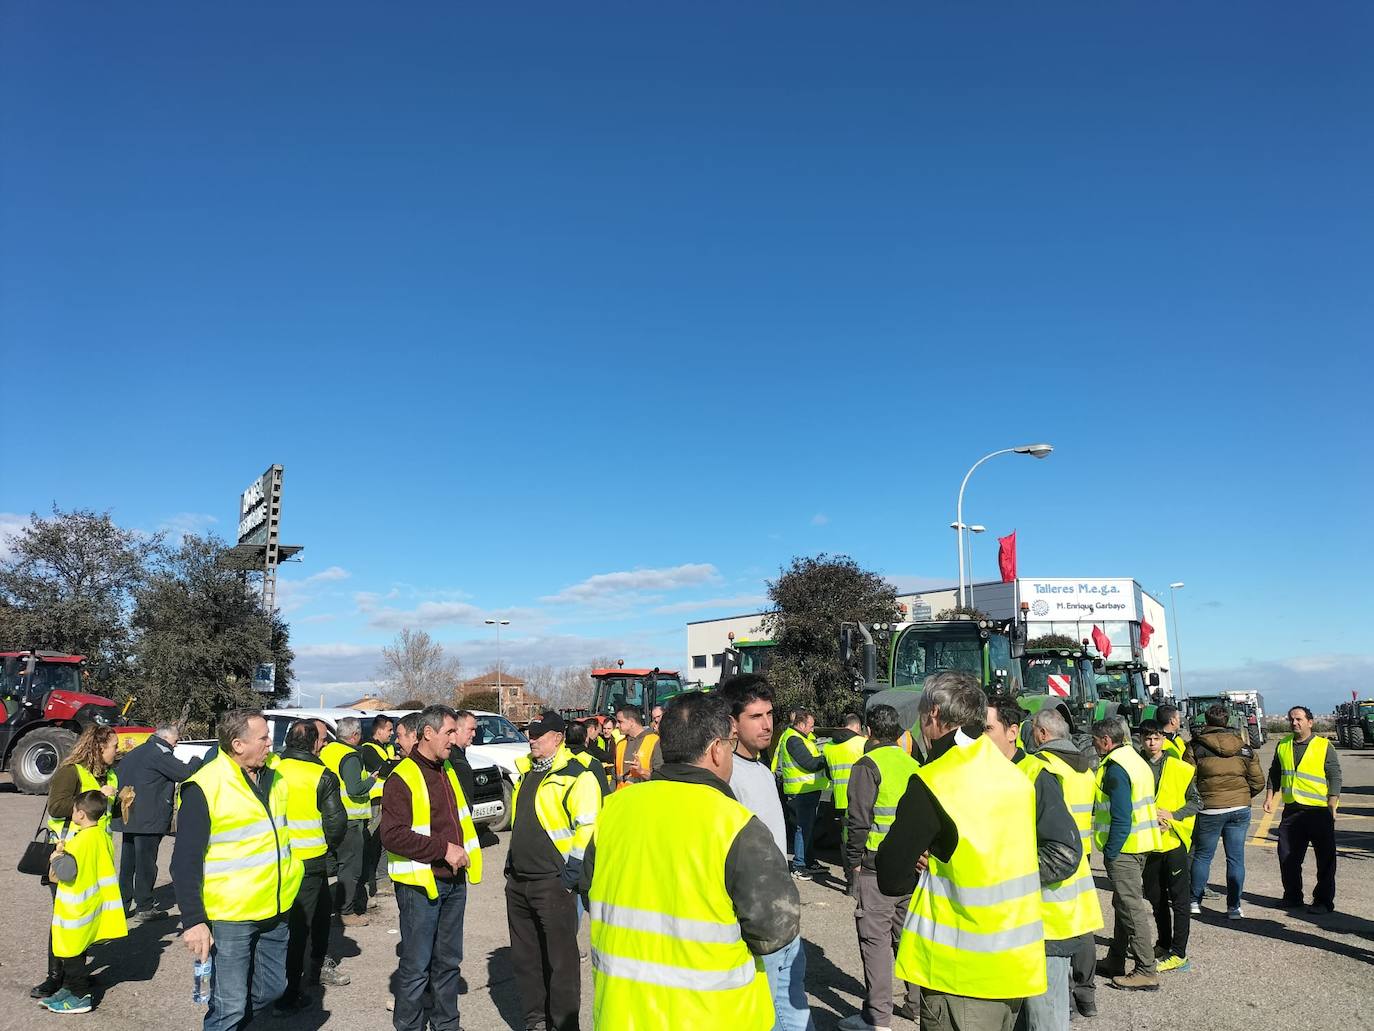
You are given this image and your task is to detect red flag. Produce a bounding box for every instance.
[1091,624,1113,658]
[1139,619,1154,649]
[997,531,1017,583]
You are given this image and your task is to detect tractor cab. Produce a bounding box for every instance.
[719,638,778,679]
[1017,648,1100,733]
[588,667,690,724]
[1095,661,1160,730]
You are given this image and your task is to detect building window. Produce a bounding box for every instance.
[692,655,708,669]
[711,653,725,667]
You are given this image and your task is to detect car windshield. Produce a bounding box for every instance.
[892,628,984,689]
[473,714,526,746]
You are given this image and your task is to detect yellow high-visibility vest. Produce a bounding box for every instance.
[50,824,127,958]
[320,741,371,820]
[48,764,118,838]
[613,732,659,790]
[822,735,868,810]
[771,727,829,796]
[1277,735,1331,808]
[862,745,921,852]
[185,753,302,922]
[1155,756,1196,852]
[275,756,330,861]
[1162,734,1187,763]
[1093,745,1164,855]
[1030,751,1104,941]
[362,740,396,801]
[589,780,773,1030]
[896,735,1046,1000]
[511,746,601,862]
[385,756,483,898]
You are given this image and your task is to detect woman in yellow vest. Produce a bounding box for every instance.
[33,724,121,1002]
[42,789,128,1014]
[1139,720,1200,974]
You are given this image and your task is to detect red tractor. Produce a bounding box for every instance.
[0,651,155,794]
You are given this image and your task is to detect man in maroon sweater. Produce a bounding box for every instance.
[380,705,475,1031]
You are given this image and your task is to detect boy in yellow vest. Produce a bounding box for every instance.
[1139,720,1200,973]
[44,790,128,1014]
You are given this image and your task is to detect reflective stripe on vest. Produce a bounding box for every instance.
[822,735,868,810]
[1092,745,1164,854]
[185,753,302,922]
[862,745,922,852]
[1032,750,1105,940]
[1156,755,1197,852]
[589,780,772,1030]
[895,735,1046,1000]
[362,740,396,801]
[511,746,601,861]
[385,756,483,897]
[1277,735,1331,808]
[48,765,117,838]
[320,741,372,820]
[772,727,829,796]
[614,732,659,790]
[275,756,330,860]
[50,824,127,958]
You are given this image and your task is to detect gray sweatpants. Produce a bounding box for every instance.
[853,867,917,1027]
[1104,852,1156,975]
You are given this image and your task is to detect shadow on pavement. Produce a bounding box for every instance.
[803,940,867,1025]
[484,944,525,1030]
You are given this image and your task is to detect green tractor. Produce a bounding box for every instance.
[1094,660,1161,733]
[719,637,777,679]
[1017,645,1101,737]
[1335,700,1374,749]
[1185,694,1263,749]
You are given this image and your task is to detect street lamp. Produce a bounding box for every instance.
[484,618,511,716]
[956,444,1053,607]
[1167,584,1184,695]
[950,522,987,587]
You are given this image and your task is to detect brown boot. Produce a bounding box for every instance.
[341,913,370,927]
[1110,970,1160,991]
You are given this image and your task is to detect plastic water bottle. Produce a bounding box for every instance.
[192,956,213,1005]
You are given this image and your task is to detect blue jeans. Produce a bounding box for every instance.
[786,793,821,870]
[204,916,288,1031]
[1190,809,1250,907]
[760,935,815,1031]
[394,878,467,1031]
[1021,954,1070,1031]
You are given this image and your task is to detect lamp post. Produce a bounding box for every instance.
[950,522,986,588]
[1168,583,1184,695]
[956,444,1053,607]
[484,618,511,716]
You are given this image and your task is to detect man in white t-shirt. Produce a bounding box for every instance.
[717,674,813,1031]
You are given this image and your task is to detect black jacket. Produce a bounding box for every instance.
[113,735,195,834]
[279,747,348,874]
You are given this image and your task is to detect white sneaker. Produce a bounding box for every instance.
[1227,905,1244,919]
[838,1014,891,1031]
[1188,902,1202,916]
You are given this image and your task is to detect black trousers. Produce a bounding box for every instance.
[119,832,163,913]
[1069,932,1096,1013]
[1143,844,1191,958]
[1277,805,1337,907]
[362,809,384,897]
[61,952,90,997]
[505,875,580,1031]
[333,820,366,915]
[287,869,333,994]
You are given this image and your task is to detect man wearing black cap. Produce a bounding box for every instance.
[506,711,602,1031]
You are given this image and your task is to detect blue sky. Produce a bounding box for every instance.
[4,3,1371,714]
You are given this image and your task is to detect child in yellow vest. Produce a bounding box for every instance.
[43,790,129,1014]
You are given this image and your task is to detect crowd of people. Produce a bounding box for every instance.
[28,679,1342,1030]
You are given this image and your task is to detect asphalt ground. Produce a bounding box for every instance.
[0,740,1370,1030]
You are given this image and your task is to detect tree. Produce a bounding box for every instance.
[457,689,499,712]
[0,507,162,692]
[376,629,462,706]
[762,554,899,724]
[131,534,293,734]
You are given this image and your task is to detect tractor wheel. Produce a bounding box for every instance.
[1336,725,1346,748]
[1249,725,1262,750]
[10,726,77,795]
[1358,726,1371,749]
[490,778,514,832]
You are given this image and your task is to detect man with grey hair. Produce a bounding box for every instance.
[321,716,379,926]
[1091,716,1163,991]
[878,672,1046,1031]
[115,722,196,922]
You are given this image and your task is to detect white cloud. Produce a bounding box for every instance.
[541,563,720,605]
[652,594,769,616]
[275,566,352,614]
[811,513,829,526]
[157,512,219,539]
[365,601,486,631]
[0,512,29,560]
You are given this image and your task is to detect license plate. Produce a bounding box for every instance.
[472,801,505,821]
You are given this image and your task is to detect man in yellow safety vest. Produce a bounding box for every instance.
[380,705,482,1031]
[878,672,1046,1031]
[612,704,661,789]
[582,692,799,1030]
[1139,720,1200,975]
[771,708,829,878]
[822,712,866,842]
[1155,705,1191,764]
[1092,715,1164,991]
[1265,705,1342,914]
[320,716,379,927]
[359,714,398,902]
[172,708,303,1031]
[986,697,1087,1031]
